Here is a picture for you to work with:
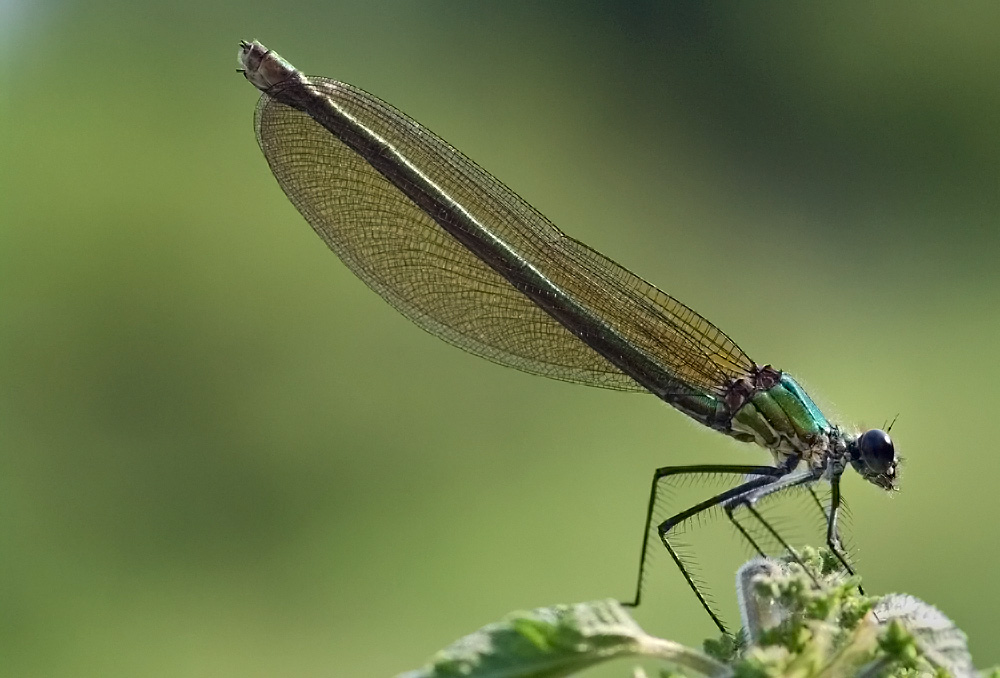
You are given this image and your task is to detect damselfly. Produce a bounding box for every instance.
[237,40,899,634]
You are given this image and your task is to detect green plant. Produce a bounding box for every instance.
[399,548,991,678]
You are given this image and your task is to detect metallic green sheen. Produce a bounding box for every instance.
[729,374,831,450]
[670,393,727,430]
[746,389,796,438]
[732,401,777,445]
[666,375,831,451]
[779,375,831,431]
[765,383,819,441]
[745,374,829,445]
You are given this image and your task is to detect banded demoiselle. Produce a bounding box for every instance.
[238,40,899,634]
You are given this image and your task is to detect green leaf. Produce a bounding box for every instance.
[399,549,991,678]
[397,600,728,678]
[873,595,976,678]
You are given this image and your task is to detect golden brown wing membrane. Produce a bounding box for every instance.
[254,78,754,396]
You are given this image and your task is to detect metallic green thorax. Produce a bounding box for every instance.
[670,373,832,456]
[732,374,831,452]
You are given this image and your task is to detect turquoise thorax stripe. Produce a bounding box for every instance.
[668,373,831,450]
[732,374,830,448]
[778,374,830,431]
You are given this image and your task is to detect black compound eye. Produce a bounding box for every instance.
[859,429,894,472]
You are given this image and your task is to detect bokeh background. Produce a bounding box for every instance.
[3,2,999,676]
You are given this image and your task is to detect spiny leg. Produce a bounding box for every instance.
[624,464,784,608]
[660,534,725,634]
[725,504,769,559]
[826,478,865,595]
[724,467,821,585]
[806,485,854,577]
[806,486,827,528]
[805,482,863,591]
[622,463,786,635]
[776,482,866,595]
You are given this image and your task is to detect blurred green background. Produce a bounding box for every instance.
[3,1,999,675]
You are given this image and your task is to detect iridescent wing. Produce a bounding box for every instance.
[253,77,755,398]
